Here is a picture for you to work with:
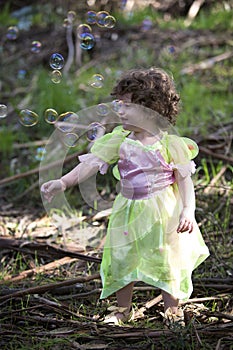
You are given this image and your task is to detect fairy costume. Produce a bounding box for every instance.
[79,125,209,301]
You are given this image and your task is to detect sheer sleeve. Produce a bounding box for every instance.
[78,126,130,174]
[164,134,199,178]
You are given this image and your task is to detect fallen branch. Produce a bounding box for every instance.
[181,51,233,75]
[199,145,233,164]
[0,273,100,302]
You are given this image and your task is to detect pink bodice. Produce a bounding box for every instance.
[118,141,175,200]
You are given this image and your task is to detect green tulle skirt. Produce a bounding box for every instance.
[100,185,209,300]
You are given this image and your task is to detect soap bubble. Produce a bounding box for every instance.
[56,112,78,132]
[141,18,152,31]
[31,40,42,53]
[86,122,105,141]
[17,69,27,80]
[63,133,79,147]
[88,74,104,88]
[79,33,95,50]
[96,11,109,27]
[67,10,76,22]
[63,18,71,28]
[19,109,39,127]
[49,53,65,70]
[86,11,97,24]
[104,15,116,28]
[6,26,19,40]
[50,70,62,84]
[77,24,92,38]
[44,108,58,124]
[110,100,123,112]
[0,104,7,118]
[35,147,46,161]
[97,103,110,116]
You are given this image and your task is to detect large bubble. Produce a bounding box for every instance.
[96,11,109,27]
[19,109,39,127]
[49,53,65,70]
[79,33,95,50]
[56,112,79,133]
[50,70,62,84]
[6,26,19,40]
[44,108,58,124]
[77,24,92,38]
[39,103,177,249]
[86,11,97,25]
[88,74,104,88]
[0,104,8,118]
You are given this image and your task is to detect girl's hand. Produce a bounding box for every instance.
[177,207,194,233]
[40,179,66,203]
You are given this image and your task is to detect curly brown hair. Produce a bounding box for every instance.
[111,67,180,125]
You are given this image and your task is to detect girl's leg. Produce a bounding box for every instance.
[161,290,179,314]
[104,282,134,324]
[116,282,134,310]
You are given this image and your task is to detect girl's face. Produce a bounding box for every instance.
[117,94,146,132]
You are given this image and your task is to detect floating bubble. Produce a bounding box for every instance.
[88,74,104,88]
[86,122,105,141]
[97,103,110,116]
[31,40,42,53]
[0,104,7,118]
[6,26,19,40]
[77,24,92,38]
[63,133,79,147]
[19,109,39,127]
[110,100,123,112]
[35,147,46,161]
[96,11,109,27]
[17,69,27,80]
[86,11,97,25]
[104,15,116,28]
[50,70,62,84]
[141,18,152,31]
[67,10,76,22]
[56,112,78,132]
[63,18,71,28]
[79,33,95,50]
[49,53,65,70]
[44,108,58,124]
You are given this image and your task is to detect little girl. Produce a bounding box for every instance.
[41,68,209,327]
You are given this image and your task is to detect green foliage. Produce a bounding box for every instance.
[0,3,18,27]
[0,127,15,156]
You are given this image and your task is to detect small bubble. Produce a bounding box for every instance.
[49,53,65,70]
[97,103,110,116]
[104,15,116,28]
[79,33,95,50]
[63,18,71,28]
[77,24,92,38]
[141,18,152,31]
[44,108,58,124]
[86,122,105,141]
[56,112,78,132]
[96,11,109,27]
[63,133,79,147]
[35,147,46,161]
[19,109,39,127]
[88,74,104,88]
[17,69,27,80]
[31,40,42,53]
[6,26,19,40]
[67,10,76,22]
[86,11,96,24]
[111,100,123,112]
[50,70,62,84]
[0,104,7,118]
